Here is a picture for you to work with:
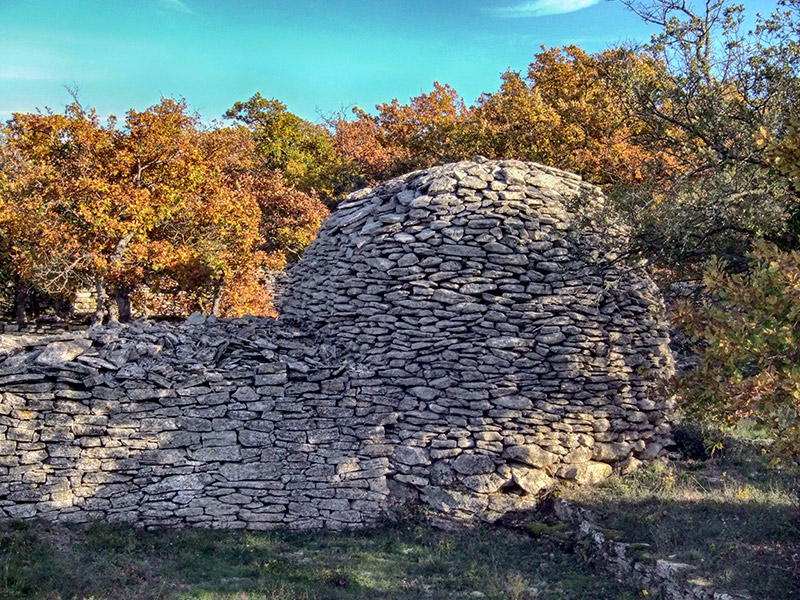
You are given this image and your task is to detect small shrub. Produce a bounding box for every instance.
[526,522,567,538]
[671,423,713,461]
[675,241,800,459]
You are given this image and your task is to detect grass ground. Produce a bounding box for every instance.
[562,426,800,599]
[0,516,638,600]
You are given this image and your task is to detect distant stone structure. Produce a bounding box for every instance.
[0,159,675,529]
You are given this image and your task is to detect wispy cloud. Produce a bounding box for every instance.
[491,0,602,18]
[160,0,193,14]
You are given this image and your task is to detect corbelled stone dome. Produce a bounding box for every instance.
[280,158,674,519]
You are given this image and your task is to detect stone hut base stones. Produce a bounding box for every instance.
[0,158,676,529]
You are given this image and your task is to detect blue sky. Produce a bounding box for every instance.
[0,0,781,123]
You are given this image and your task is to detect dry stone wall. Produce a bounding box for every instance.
[0,158,675,529]
[0,319,393,529]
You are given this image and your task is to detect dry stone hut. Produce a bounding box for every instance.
[280,157,675,519]
[0,158,675,529]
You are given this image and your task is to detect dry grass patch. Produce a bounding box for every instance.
[562,428,800,599]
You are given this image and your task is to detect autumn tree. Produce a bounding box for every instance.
[0,97,329,323]
[474,46,674,187]
[224,93,353,203]
[331,52,672,190]
[676,241,800,457]
[468,69,558,167]
[183,127,327,316]
[327,107,400,186]
[371,82,474,173]
[614,0,800,270]
[0,101,127,323]
[129,125,264,318]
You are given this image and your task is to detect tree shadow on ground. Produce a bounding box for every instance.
[565,443,800,600]
[0,519,640,600]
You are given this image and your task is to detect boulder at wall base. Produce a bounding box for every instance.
[502,445,558,469]
[394,445,430,467]
[462,472,509,494]
[487,492,541,518]
[592,442,632,462]
[556,462,613,485]
[510,466,553,495]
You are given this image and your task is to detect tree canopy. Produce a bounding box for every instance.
[0,97,327,322]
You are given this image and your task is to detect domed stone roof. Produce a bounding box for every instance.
[280,157,674,519]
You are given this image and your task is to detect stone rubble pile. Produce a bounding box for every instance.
[0,158,675,529]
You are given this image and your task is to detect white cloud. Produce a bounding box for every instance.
[160,0,193,14]
[491,0,602,18]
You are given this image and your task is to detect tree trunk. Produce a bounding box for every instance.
[104,293,119,324]
[30,291,41,321]
[91,277,107,326]
[116,286,132,323]
[14,281,28,327]
[105,232,135,323]
[210,277,225,317]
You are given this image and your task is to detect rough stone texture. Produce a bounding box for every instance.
[0,319,392,530]
[280,158,675,520]
[0,158,675,529]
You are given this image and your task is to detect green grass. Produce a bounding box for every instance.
[0,517,638,600]
[562,429,800,599]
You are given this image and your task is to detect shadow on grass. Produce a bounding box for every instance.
[588,495,798,597]
[565,441,800,599]
[0,518,639,600]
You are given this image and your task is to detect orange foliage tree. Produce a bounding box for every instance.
[331,50,672,190]
[327,107,399,185]
[371,82,474,173]
[328,82,476,186]
[0,98,328,323]
[475,46,675,187]
[0,101,146,323]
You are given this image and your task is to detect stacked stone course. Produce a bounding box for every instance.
[0,319,393,529]
[0,158,675,528]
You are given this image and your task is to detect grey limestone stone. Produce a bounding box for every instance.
[452,453,495,475]
[35,339,93,366]
[503,444,558,469]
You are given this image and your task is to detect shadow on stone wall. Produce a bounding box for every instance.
[0,333,393,530]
